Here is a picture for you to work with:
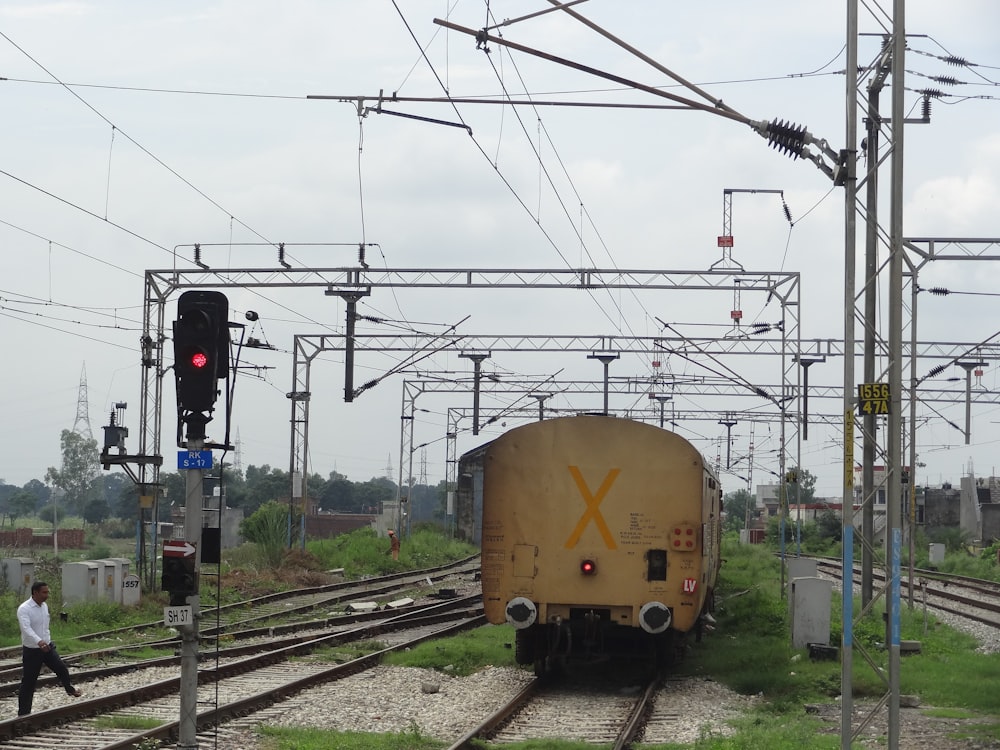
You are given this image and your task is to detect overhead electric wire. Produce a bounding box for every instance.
[0,167,174,257]
[919,37,1000,83]
[478,30,654,340]
[0,308,136,351]
[0,290,143,325]
[390,0,658,351]
[543,0,737,115]
[0,76,310,100]
[1,30,351,353]
[0,219,142,278]
[402,2,688,367]
[0,30,281,253]
[483,12,682,360]
[4,72,847,110]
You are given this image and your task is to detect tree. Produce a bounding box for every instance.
[815,509,842,542]
[22,479,51,506]
[4,490,38,526]
[83,497,111,525]
[214,466,247,510]
[111,482,139,520]
[159,472,186,521]
[782,466,817,506]
[39,503,58,525]
[409,481,447,524]
[240,500,299,567]
[97,473,131,508]
[722,488,755,532]
[45,429,100,516]
[0,483,16,510]
[243,465,292,514]
[320,473,357,513]
[355,477,397,515]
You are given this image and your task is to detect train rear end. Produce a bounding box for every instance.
[476,416,721,674]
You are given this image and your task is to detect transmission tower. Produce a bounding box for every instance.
[72,363,93,439]
[419,448,428,486]
[384,453,394,482]
[233,427,243,474]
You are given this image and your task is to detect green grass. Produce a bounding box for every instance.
[91,715,165,731]
[306,525,478,577]
[77,644,172,665]
[638,712,846,750]
[469,742,609,750]
[257,724,444,749]
[307,640,389,662]
[384,623,517,676]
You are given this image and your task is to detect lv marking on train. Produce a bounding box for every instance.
[565,466,620,549]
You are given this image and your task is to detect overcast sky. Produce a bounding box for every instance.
[1,1,999,500]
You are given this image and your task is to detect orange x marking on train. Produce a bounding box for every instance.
[564,466,620,550]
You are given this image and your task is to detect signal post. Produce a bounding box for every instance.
[168,290,229,749]
[177,447,204,750]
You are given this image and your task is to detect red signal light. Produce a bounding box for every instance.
[580,559,596,575]
[190,351,209,369]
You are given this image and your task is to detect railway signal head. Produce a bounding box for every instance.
[161,554,197,606]
[173,291,229,414]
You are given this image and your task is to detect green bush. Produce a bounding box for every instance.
[307,526,477,577]
[97,518,135,539]
[63,600,136,632]
[241,501,300,568]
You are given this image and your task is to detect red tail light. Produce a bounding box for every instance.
[580,559,596,575]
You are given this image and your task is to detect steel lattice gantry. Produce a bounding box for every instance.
[273,267,802,528]
[399,372,1000,532]
[139,265,1000,559]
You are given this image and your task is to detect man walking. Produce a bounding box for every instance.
[17,581,81,716]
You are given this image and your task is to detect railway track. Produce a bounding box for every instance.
[0,592,481,701]
[0,597,485,749]
[446,668,658,750]
[809,557,1000,628]
[0,557,479,687]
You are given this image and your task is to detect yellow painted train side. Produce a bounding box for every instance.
[474,415,721,671]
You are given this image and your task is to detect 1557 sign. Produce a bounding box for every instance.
[858,382,891,415]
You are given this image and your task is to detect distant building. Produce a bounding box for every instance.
[755,484,780,517]
[754,465,1000,546]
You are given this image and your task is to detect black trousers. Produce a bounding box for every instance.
[18,645,74,716]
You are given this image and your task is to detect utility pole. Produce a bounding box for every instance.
[653,395,673,428]
[718,413,738,468]
[531,393,551,421]
[861,37,891,609]
[885,2,907,742]
[840,2,860,745]
[177,437,204,750]
[459,351,491,434]
[958,361,987,443]
[588,352,620,415]
[794,356,826,440]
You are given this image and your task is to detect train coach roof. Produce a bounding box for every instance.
[457,415,695,464]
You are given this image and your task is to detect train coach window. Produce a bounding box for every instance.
[647,549,667,581]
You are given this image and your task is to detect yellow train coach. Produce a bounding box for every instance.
[464,415,722,674]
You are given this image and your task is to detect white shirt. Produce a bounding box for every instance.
[17,597,50,649]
